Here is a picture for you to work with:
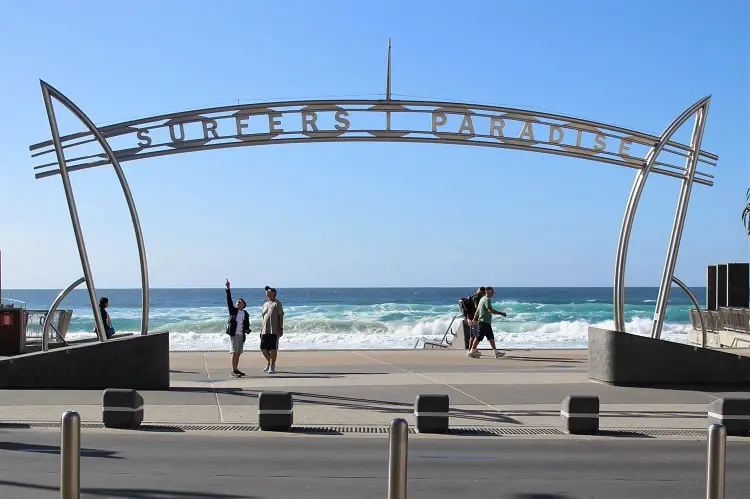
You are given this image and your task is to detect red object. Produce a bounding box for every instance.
[0,314,12,327]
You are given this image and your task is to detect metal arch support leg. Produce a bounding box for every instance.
[671,275,707,348]
[651,104,709,340]
[42,277,85,351]
[40,81,150,336]
[41,86,107,343]
[612,96,712,332]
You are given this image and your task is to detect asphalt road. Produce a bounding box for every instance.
[0,430,749,499]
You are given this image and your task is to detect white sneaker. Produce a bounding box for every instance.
[495,350,506,358]
[268,366,276,374]
[466,350,480,358]
[263,365,270,373]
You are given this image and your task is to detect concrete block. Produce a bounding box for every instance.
[414,394,449,433]
[0,331,170,390]
[588,327,750,386]
[561,395,599,434]
[708,398,750,436]
[102,388,144,429]
[258,391,293,431]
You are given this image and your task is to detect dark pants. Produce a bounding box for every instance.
[476,322,494,342]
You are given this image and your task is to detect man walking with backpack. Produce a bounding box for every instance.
[459,287,485,348]
[468,286,507,359]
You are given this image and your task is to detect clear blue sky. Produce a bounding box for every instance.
[0,0,748,289]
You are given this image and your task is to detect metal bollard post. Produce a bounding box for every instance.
[388,418,408,499]
[61,411,81,499]
[706,423,726,499]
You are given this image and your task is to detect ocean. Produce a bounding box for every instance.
[2,287,701,350]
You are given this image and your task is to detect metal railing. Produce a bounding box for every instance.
[689,307,750,334]
[25,309,73,346]
[413,315,458,349]
[0,297,27,309]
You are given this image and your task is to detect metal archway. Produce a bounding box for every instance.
[29,81,717,343]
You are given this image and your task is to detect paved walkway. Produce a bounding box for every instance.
[0,349,745,433]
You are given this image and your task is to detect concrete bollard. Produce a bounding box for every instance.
[561,395,599,434]
[414,394,450,433]
[102,388,144,429]
[258,391,293,431]
[708,398,750,436]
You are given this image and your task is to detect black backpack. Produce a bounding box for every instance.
[458,295,477,318]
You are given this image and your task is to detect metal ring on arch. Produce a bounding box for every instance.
[612,96,711,333]
[40,81,150,336]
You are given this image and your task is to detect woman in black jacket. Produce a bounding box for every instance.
[225,279,251,377]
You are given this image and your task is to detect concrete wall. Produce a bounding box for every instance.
[588,326,750,386]
[0,331,170,390]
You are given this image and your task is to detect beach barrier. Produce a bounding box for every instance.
[706,424,727,499]
[258,391,293,431]
[708,398,750,436]
[387,418,408,499]
[60,411,80,499]
[414,394,450,433]
[102,388,144,429]
[561,395,599,434]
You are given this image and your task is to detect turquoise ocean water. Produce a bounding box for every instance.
[2,287,700,350]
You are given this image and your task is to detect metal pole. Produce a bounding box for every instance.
[388,418,408,499]
[61,411,81,499]
[41,85,107,343]
[651,103,709,340]
[43,277,85,351]
[612,96,711,333]
[671,275,707,348]
[41,81,150,336]
[706,423,726,499]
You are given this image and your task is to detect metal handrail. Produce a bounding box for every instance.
[0,297,27,308]
[43,277,85,351]
[414,315,459,349]
[671,275,707,348]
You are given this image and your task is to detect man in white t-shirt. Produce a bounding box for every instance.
[225,279,251,377]
[260,285,284,374]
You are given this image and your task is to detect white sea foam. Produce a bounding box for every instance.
[64,315,691,351]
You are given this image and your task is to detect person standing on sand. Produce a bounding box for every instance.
[260,285,284,374]
[225,279,251,377]
[468,286,507,359]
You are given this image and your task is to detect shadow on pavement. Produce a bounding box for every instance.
[0,480,253,498]
[0,442,122,458]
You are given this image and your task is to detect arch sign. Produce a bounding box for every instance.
[28,49,718,349]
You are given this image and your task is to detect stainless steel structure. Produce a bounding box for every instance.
[43,277,85,351]
[29,55,718,341]
[38,81,149,338]
[60,410,81,499]
[672,275,707,348]
[706,423,726,499]
[388,418,409,499]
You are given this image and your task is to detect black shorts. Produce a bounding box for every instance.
[260,334,278,351]
[476,322,494,342]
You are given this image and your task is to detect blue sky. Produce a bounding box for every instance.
[0,0,747,289]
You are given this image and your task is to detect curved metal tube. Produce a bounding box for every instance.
[652,103,709,340]
[42,86,106,343]
[41,81,150,336]
[613,96,711,332]
[671,275,707,348]
[42,277,85,351]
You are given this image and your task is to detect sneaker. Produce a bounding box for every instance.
[263,365,270,373]
[494,351,506,358]
[231,371,241,378]
[466,350,480,358]
[268,366,276,375]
